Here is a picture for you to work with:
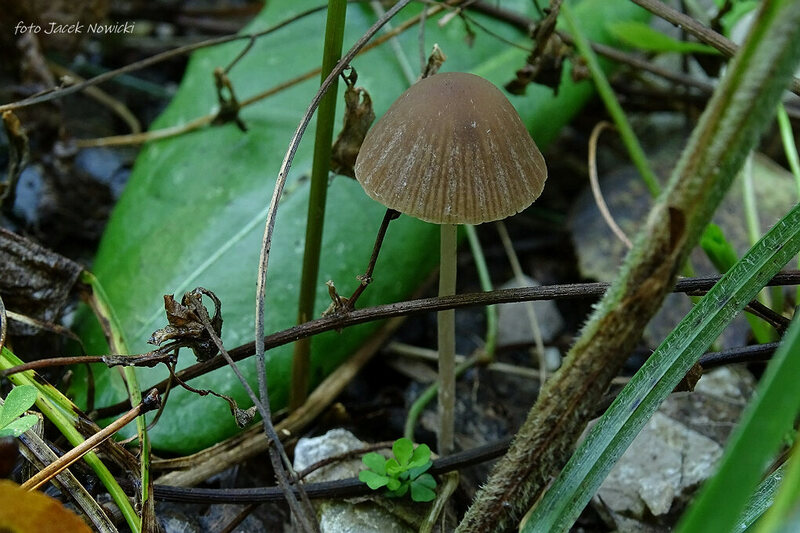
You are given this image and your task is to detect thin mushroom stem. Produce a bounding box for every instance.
[438,223,458,455]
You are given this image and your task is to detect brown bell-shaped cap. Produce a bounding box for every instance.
[354,72,547,225]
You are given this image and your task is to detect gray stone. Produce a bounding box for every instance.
[596,367,755,522]
[294,429,427,533]
[496,276,564,347]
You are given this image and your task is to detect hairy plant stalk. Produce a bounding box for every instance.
[457,1,800,530]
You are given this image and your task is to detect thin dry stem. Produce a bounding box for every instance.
[588,121,633,249]
[22,391,157,492]
[496,221,548,383]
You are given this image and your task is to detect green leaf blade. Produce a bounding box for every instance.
[407,460,432,480]
[361,452,387,475]
[0,415,38,438]
[408,442,431,468]
[678,316,800,532]
[608,20,720,54]
[386,481,407,497]
[392,437,413,466]
[385,458,403,477]
[0,385,37,428]
[359,469,390,490]
[411,474,437,502]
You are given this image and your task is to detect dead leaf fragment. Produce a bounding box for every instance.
[0,479,92,532]
[0,228,82,336]
[331,69,375,178]
[1,111,30,210]
[148,287,223,362]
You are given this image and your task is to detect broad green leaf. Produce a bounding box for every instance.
[358,469,390,490]
[408,442,431,468]
[385,458,403,477]
[0,385,37,428]
[0,415,38,438]
[387,481,407,497]
[410,473,437,502]
[392,437,413,466]
[361,452,387,475]
[608,20,720,54]
[72,0,649,453]
[407,460,433,480]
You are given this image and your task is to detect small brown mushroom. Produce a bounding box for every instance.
[354,71,547,225]
[354,72,547,454]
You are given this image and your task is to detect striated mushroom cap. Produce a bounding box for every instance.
[354,72,547,225]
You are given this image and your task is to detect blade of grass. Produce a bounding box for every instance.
[81,271,151,532]
[752,431,800,532]
[777,104,800,303]
[740,153,778,332]
[465,225,498,361]
[560,2,660,197]
[738,463,787,531]
[678,310,800,533]
[521,200,800,532]
[0,346,141,532]
[291,0,348,410]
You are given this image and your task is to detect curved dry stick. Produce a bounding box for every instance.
[187,291,317,533]
[252,0,415,450]
[588,121,633,249]
[21,390,160,492]
[251,1,417,530]
[68,270,800,420]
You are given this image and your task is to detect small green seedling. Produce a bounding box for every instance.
[359,437,437,502]
[0,385,38,438]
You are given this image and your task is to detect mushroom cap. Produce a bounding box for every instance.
[354,72,547,225]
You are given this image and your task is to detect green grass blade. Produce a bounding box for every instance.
[607,20,720,54]
[521,200,800,532]
[738,463,786,531]
[0,346,141,532]
[678,313,800,533]
[291,0,347,409]
[757,433,800,531]
[82,271,149,532]
[777,104,800,303]
[561,3,660,197]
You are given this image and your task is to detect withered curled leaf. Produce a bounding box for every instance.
[0,228,82,336]
[148,287,223,362]
[330,68,375,178]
